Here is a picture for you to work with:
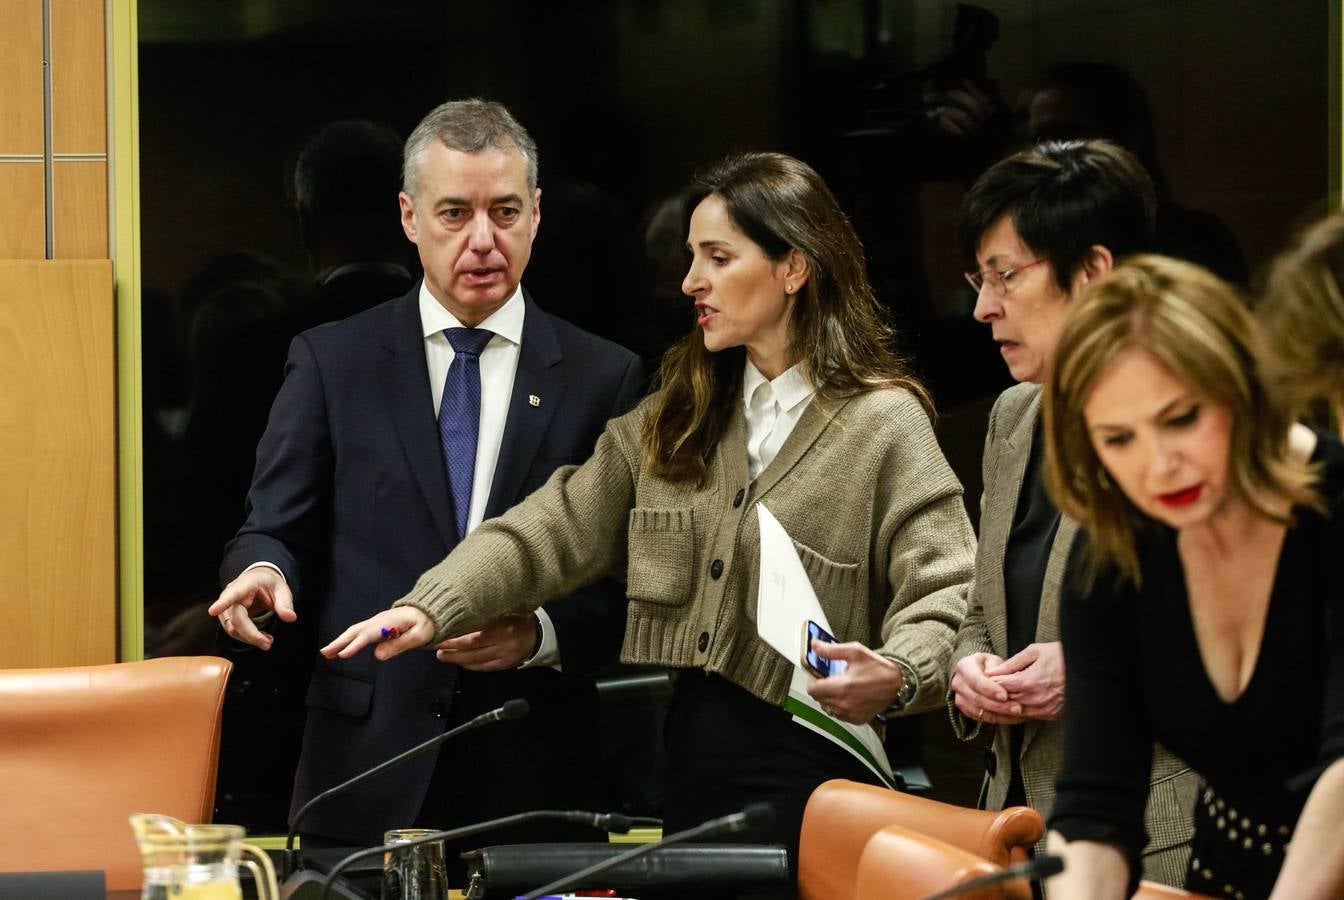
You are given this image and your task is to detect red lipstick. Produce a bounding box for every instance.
[1157,485,1203,507]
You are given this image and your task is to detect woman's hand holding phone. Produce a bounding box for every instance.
[801,620,847,677]
[802,621,908,724]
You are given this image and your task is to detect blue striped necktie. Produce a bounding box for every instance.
[440,327,494,542]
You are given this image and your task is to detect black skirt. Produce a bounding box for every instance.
[662,669,884,889]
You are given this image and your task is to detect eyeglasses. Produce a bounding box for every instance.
[964,259,1048,296]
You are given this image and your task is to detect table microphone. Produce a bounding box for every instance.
[518,802,775,900]
[920,853,1065,900]
[283,698,529,875]
[316,810,633,900]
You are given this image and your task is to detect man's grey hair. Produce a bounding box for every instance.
[402,98,539,198]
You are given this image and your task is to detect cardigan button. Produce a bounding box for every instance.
[710,559,724,579]
[427,699,449,718]
[697,631,710,652]
[733,488,745,508]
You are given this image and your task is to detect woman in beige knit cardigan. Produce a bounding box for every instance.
[323,151,976,875]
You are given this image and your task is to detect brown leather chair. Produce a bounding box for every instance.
[798,779,1043,900]
[0,656,232,890]
[854,823,1008,900]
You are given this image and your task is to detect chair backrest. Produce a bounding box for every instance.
[798,779,1043,900]
[855,824,1007,900]
[0,656,232,890]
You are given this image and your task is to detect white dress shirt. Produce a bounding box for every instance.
[742,358,816,480]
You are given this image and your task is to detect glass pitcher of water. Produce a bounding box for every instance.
[130,813,278,900]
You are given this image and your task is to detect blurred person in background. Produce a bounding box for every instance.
[1258,212,1344,433]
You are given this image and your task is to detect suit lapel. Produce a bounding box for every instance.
[979,387,1043,655]
[1018,517,1077,757]
[379,287,457,549]
[1015,391,1081,758]
[485,293,565,518]
[1035,518,1077,644]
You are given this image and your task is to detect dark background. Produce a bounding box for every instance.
[135,0,1332,833]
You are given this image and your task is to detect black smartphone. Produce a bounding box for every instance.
[801,620,848,678]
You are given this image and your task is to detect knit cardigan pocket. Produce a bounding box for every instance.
[626,507,696,606]
[790,538,862,637]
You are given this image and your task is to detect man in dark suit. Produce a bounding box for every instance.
[208,99,644,856]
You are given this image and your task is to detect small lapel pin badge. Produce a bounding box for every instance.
[529,394,541,407]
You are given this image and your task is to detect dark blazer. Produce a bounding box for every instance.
[221,285,645,844]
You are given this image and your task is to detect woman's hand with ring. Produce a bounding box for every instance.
[806,641,907,724]
[951,652,1026,725]
[983,642,1066,721]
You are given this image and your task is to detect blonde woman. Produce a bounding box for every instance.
[1041,256,1344,899]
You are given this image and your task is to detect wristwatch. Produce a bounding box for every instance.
[516,612,547,669]
[883,658,919,713]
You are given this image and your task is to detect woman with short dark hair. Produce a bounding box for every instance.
[948,140,1197,888]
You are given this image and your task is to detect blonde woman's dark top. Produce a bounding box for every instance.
[1051,435,1344,899]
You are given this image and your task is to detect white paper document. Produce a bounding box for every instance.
[755,504,898,789]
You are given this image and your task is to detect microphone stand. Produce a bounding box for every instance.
[284,699,528,876]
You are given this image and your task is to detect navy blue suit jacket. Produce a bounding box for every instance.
[221,285,644,843]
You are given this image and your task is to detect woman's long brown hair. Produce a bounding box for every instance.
[643,152,929,483]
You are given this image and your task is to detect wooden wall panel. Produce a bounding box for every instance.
[54,160,108,258]
[51,0,106,154]
[0,0,44,155]
[0,164,46,258]
[0,260,116,667]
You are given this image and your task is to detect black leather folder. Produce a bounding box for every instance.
[0,870,104,900]
[461,842,790,899]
